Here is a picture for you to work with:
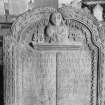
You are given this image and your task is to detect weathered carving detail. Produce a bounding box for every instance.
[59,6,102,46]
[3,30,16,105]
[30,12,69,45]
[67,20,86,42]
[4,6,103,105]
[29,12,92,46]
[45,12,68,43]
[32,23,45,44]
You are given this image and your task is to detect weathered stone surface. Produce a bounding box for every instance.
[3,6,103,105]
[22,51,56,105]
[57,50,91,105]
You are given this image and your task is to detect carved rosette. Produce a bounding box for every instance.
[3,6,103,105]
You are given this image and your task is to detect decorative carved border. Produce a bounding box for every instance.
[11,6,102,46]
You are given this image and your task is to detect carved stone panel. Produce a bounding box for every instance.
[20,44,98,105]
[57,50,92,105]
[3,6,102,105]
[22,51,56,105]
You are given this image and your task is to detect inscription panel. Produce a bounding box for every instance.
[22,46,97,105]
[23,51,56,105]
[38,52,56,105]
[57,50,92,105]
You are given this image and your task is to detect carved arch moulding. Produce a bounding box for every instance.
[3,6,105,105]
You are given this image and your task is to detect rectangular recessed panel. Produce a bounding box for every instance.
[23,51,56,105]
[38,52,56,105]
[57,50,92,105]
[23,47,96,105]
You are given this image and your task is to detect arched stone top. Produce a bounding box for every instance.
[59,6,101,46]
[11,6,102,48]
[11,7,56,41]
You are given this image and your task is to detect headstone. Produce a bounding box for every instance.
[3,6,102,105]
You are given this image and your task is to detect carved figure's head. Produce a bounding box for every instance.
[50,12,63,26]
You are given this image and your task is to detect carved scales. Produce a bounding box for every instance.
[3,6,104,105]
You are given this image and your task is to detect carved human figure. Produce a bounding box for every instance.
[45,12,69,43]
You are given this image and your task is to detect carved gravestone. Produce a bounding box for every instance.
[3,6,104,105]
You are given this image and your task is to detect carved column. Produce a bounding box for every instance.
[97,25,105,105]
[100,41,105,105]
[3,33,14,105]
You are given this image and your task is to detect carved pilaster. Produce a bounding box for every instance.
[3,32,13,105]
[98,25,105,105]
